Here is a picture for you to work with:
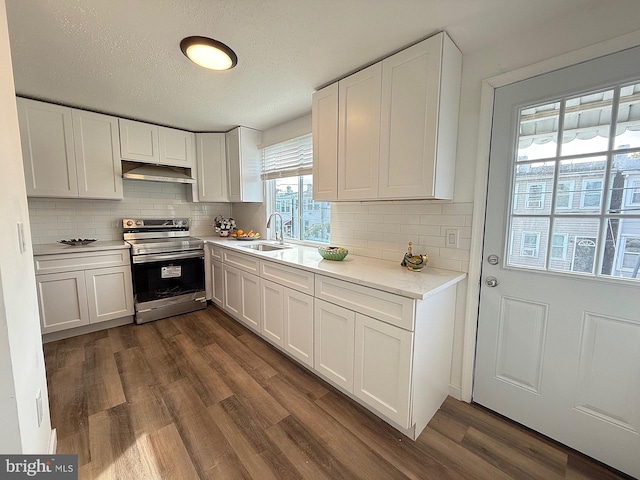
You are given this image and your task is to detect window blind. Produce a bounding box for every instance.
[261,134,313,180]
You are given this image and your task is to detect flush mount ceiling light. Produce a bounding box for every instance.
[180,36,237,71]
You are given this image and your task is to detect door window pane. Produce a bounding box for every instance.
[517,102,560,161]
[601,218,640,279]
[549,218,600,274]
[614,82,640,150]
[514,163,554,214]
[560,90,613,157]
[507,217,549,269]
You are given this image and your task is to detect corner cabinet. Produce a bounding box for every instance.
[226,127,263,202]
[312,31,462,201]
[119,118,195,168]
[33,248,134,334]
[18,98,123,199]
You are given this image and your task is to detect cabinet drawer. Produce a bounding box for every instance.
[315,275,415,330]
[209,244,224,262]
[260,260,314,294]
[34,249,130,274]
[223,250,260,275]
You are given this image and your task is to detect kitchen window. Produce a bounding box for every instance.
[262,134,330,244]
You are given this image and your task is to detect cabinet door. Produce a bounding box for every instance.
[312,83,339,201]
[338,63,381,200]
[159,126,195,167]
[354,313,414,428]
[72,110,123,199]
[36,271,89,333]
[240,270,261,333]
[85,266,134,324]
[261,279,284,346]
[211,260,224,307]
[284,288,314,368]
[314,299,355,391]
[226,127,263,202]
[17,98,78,197]
[223,264,242,318]
[379,33,460,200]
[195,133,228,202]
[119,119,159,163]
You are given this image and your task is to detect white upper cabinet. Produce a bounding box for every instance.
[312,32,462,201]
[338,63,382,200]
[379,33,461,199]
[119,118,159,163]
[193,132,228,202]
[119,118,195,168]
[73,110,123,199]
[18,98,122,199]
[312,83,339,201]
[226,126,263,202]
[159,126,195,167]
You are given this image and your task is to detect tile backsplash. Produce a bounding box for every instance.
[28,180,231,244]
[330,201,472,272]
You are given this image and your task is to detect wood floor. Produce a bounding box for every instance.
[44,306,631,480]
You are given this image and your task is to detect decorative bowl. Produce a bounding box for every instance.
[318,246,348,261]
[59,239,97,246]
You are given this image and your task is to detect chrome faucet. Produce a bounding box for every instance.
[266,212,284,245]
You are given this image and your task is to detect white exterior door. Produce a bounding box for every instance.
[475,46,640,478]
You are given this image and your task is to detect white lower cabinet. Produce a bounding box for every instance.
[210,259,224,307]
[34,251,134,335]
[209,244,458,440]
[261,278,314,368]
[223,264,261,333]
[314,299,355,391]
[282,288,314,368]
[36,271,90,333]
[354,313,414,428]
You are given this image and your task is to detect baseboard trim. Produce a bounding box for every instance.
[48,428,57,454]
[448,384,462,401]
[42,316,133,343]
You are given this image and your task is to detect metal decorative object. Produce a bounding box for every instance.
[401,242,428,271]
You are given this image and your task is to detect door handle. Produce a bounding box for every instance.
[485,276,498,287]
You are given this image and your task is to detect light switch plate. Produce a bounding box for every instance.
[445,229,459,248]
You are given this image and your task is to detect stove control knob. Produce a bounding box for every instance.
[176,219,186,227]
[125,220,134,227]
[136,220,143,226]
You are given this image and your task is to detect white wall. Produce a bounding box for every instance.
[0,0,52,453]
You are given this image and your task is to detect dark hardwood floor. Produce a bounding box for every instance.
[43,306,631,480]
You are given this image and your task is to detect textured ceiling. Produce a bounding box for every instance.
[6,0,600,132]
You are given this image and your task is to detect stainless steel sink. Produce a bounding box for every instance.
[238,243,292,252]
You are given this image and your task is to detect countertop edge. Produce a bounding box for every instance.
[33,241,131,256]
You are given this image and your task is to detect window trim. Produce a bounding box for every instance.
[551,233,569,260]
[525,183,545,209]
[579,179,603,209]
[520,231,541,258]
[555,181,574,210]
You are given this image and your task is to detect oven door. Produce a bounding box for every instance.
[131,250,205,322]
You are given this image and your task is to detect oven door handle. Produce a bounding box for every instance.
[132,250,204,264]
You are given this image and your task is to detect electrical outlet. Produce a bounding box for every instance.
[35,389,43,427]
[445,229,459,248]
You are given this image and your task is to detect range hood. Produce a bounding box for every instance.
[122,163,195,184]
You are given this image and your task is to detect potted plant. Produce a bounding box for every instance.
[214,215,236,237]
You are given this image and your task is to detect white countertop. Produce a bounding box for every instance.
[33,240,130,256]
[202,237,466,300]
